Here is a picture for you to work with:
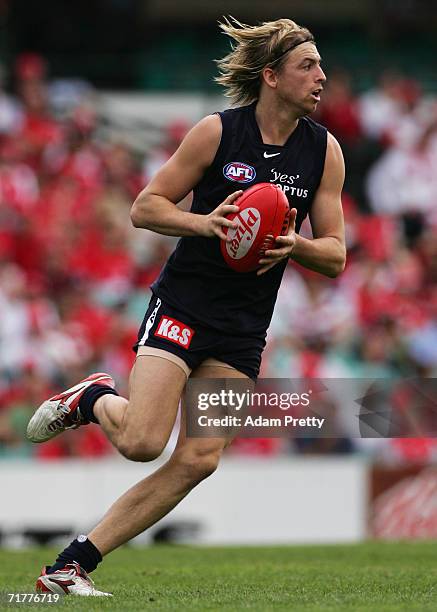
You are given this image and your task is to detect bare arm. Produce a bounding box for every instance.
[130,114,241,239]
[258,132,346,278]
[291,133,346,277]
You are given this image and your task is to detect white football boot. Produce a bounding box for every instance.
[36,563,112,597]
[27,372,115,443]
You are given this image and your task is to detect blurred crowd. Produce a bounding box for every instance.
[0,55,436,462]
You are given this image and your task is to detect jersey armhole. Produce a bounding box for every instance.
[200,111,233,184]
[310,126,329,201]
[318,127,328,187]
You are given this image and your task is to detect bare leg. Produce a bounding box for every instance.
[92,395,127,447]
[93,352,187,459]
[87,364,247,555]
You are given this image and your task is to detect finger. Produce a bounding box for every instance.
[257,261,277,276]
[263,245,291,258]
[214,216,238,229]
[274,236,296,249]
[259,252,286,263]
[288,208,297,230]
[214,228,229,242]
[220,204,240,215]
[259,257,286,266]
[225,190,243,203]
[220,218,239,229]
[275,235,294,244]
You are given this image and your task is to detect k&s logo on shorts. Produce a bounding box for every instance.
[154,316,195,349]
[223,161,256,183]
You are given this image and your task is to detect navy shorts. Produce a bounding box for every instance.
[133,294,265,380]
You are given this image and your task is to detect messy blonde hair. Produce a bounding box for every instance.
[215,16,315,106]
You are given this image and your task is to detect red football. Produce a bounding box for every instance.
[221,183,290,273]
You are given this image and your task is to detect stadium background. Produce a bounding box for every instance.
[0,0,436,546]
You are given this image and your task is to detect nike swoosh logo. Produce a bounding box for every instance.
[264,152,281,158]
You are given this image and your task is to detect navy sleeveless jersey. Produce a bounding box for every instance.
[151,102,327,337]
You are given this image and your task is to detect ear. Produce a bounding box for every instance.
[262,67,278,89]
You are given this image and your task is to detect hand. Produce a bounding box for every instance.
[199,191,242,241]
[257,208,297,276]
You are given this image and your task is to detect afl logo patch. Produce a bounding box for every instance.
[223,162,256,183]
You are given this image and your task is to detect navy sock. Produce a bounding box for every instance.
[47,536,102,574]
[78,384,119,424]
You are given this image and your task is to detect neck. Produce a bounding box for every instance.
[255,96,300,146]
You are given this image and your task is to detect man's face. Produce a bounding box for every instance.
[273,43,326,116]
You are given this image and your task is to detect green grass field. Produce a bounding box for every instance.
[1,542,436,611]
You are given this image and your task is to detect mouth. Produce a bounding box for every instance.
[310,88,323,102]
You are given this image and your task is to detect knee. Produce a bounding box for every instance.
[172,445,223,484]
[118,436,166,463]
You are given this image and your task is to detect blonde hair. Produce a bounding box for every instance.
[215,16,315,106]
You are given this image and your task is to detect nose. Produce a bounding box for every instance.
[317,65,326,83]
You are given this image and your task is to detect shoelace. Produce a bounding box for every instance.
[53,565,95,587]
[69,565,97,589]
[48,403,81,433]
